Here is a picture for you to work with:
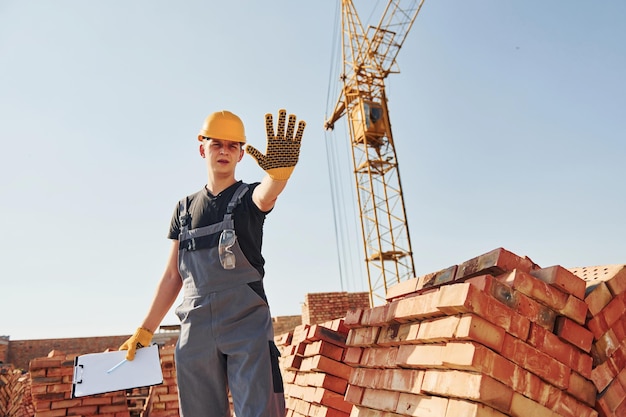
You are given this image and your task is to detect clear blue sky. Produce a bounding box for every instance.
[1,1,624,340]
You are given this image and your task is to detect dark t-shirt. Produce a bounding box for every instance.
[168,181,268,277]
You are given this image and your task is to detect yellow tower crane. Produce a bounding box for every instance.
[325,0,425,307]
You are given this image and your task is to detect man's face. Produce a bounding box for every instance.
[201,138,245,173]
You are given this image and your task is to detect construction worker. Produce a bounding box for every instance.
[119,109,306,417]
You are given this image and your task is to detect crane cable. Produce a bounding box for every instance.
[324,1,366,294]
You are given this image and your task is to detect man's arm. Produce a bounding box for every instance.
[252,175,288,212]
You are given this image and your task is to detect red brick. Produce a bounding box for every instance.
[585,281,613,317]
[361,305,390,327]
[348,368,382,389]
[378,369,423,394]
[81,396,113,406]
[66,405,100,414]
[590,360,616,392]
[98,403,128,415]
[567,371,597,407]
[442,341,515,387]
[543,386,599,417]
[560,295,589,326]
[421,369,513,413]
[389,291,444,323]
[437,282,530,340]
[396,392,449,416]
[419,265,458,290]
[343,347,363,366]
[306,373,348,395]
[554,316,594,353]
[346,327,380,348]
[301,355,353,380]
[359,347,399,369]
[455,247,538,281]
[360,387,400,412]
[31,409,67,417]
[307,325,347,347]
[386,277,420,301]
[455,314,506,352]
[602,295,626,330]
[29,357,65,371]
[376,322,419,346]
[304,340,345,361]
[414,315,460,343]
[329,319,350,335]
[501,333,570,390]
[395,344,444,369]
[282,354,303,371]
[587,313,609,340]
[314,387,354,414]
[530,265,587,300]
[592,328,620,364]
[509,392,560,417]
[344,309,365,329]
[49,398,81,409]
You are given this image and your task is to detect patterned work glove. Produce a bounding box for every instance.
[119,327,153,361]
[246,109,306,181]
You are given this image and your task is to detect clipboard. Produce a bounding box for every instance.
[72,344,163,398]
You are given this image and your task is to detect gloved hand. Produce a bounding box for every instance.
[119,327,153,361]
[246,109,306,181]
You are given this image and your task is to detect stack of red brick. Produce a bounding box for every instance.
[277,320,355,417]
[342,247,600,417]
[570,264,626,416]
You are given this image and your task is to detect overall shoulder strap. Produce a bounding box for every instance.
[179,197,191,229]
[225,183,250,217]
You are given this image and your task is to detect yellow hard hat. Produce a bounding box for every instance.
[197,110,246,143]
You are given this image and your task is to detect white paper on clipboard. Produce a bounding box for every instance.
[72,344,163,398]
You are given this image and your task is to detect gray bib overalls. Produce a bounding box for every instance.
[174,184,285,417]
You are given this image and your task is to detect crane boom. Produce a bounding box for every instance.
[325,0,424,306]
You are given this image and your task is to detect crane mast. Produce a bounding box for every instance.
[325,0,424,306]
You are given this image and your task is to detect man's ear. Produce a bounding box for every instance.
[238,147,245,162]
[199,143,206,158]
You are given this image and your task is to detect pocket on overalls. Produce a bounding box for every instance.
[174,296,198,323]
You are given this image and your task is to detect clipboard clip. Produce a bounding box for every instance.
[74,364,84,384]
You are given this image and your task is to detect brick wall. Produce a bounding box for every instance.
[273,315,302,336]
[301,292,370,325]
